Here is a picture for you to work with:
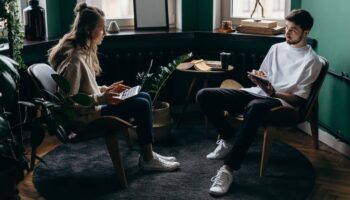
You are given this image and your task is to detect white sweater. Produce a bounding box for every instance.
[242,42,322,108]
[50,41,108,131]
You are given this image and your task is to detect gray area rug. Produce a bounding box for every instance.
[33,126,315,200]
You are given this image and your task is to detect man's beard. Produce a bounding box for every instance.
[286,35,303,45]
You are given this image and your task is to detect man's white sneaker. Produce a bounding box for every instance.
[153,151,177,162]
[209,166,233,196]
[139,155,180,172]
[206,139,233,160]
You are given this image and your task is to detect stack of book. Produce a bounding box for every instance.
[238,19,284,35]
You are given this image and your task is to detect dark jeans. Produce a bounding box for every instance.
[101,92,153,145]
[196,88,282,170]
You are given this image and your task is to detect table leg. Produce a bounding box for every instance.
[203,77,209,133]
[175,76,198,128]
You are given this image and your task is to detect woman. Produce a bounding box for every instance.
[48,2,180,172]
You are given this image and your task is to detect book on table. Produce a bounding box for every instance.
[176,60,224,71]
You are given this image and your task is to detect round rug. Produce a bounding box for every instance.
[33,127,315,200]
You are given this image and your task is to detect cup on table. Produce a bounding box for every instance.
[220,52,231,70]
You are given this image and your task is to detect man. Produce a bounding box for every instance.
[196,9,322,196]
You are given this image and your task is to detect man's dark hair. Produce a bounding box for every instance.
[285,9,314,31]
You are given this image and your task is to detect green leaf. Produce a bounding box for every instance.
[70,93,92,106]
[0,71,17,109]
[51,74,70,94]
[18,101,36,108]
[46,118,65,142]
[42,101,57,108]
[0,71,17,92]
[61,107,78,119]
[0,55,20,78]
[42,89,62,103]
[0,115,11,139]
[54,92,65,102]
[34,98,45,104]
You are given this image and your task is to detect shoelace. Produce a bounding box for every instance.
[211,168,228,186]
[213,140,228,153]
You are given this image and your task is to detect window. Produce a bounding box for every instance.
[222,0,291,26]
[79,0,176,29]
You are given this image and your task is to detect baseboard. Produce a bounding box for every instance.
[298,122,350,158]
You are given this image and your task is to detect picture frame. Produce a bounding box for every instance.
[133,0,169,31]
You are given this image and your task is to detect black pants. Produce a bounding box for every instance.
[196,88,282,170]
[101,92,154,145]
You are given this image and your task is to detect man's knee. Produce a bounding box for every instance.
[196,88,210,104]
[245,100,269,115]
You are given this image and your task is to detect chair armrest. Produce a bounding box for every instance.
[266,106,300,126]
[86,116,133,131]
[220,79,243,90]
[69,116,133,142]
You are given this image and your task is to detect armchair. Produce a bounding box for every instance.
[27,63,133,188]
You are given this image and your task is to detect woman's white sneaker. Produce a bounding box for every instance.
[209,166,233,196]
[153,151,177,162]
[206,139,233,160]
[139,155,180,172]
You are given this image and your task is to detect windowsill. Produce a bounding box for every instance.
[0,29,286,53]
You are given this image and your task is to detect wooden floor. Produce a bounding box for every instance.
[18,127,350,200]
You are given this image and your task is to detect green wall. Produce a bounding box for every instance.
[302,0,350,142]
[46,0,75,39]
[182,0,213,31]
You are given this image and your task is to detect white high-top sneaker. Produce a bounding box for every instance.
[153,151,177,162]
[139,155,180,172]
[206,139,233,160]
[209,166,233,196]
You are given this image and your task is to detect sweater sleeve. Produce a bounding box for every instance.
[61,58,82,96]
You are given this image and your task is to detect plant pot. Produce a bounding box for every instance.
[0,157,20,200]
[129,101,172,142]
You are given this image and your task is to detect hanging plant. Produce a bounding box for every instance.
[2,0,25,69]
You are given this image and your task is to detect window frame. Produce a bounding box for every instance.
[222,0,291,27]
[79,0,177,30]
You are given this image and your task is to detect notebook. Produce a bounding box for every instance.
[113,59,153,100]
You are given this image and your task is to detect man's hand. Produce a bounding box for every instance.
[247,70,275,97]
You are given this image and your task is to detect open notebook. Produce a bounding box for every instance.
[113,59,153,100]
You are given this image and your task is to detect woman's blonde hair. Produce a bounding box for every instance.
[48,2,105,74]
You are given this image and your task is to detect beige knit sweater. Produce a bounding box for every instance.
[50,41,108,132]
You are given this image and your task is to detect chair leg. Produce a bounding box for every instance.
[309,107,319,149]
[123,127,134,150]
[105,133,127,188]
[260,128,273,177]
[30,147,37,171]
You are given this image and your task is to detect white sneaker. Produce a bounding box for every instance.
[206,139,233,160]
[209,166,233,196]
[139,155,180,172]
[153,151,177,162]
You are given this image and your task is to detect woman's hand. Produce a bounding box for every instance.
[107,80,130,93]
[104,90,124,105]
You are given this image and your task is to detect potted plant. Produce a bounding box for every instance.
[0,55,91,199]
[135,52,193,141]
[0,54,22,200]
